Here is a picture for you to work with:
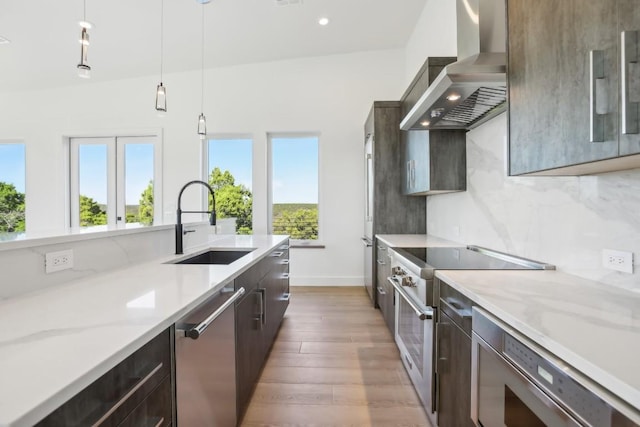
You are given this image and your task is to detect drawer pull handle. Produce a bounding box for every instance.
[377,259,386,265]
[92,362,164,427]
[282,293,291,302]
[282,259,290,265]
[377,286,386,296]
[181,287,246,339]
[271,251,284,257]
[377,245,387,251]
[283,273,290,279]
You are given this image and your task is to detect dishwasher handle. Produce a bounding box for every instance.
[183,287,246,340]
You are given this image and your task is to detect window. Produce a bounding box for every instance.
[203,136,253,234]
[0,142,26,238]
[269,134,319,241]
[69,135,161,229]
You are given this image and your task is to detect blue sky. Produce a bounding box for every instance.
[0,144,26,193]
[209,136,318,204]
[79,143,154,205]
[271,136,318,204]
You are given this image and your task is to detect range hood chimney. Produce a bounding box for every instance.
[400,0,507,131]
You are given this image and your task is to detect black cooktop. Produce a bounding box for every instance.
[396,246,537,270]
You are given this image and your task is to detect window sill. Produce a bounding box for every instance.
[289,241,325,249]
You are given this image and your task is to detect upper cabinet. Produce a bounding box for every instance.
[399,57,467,195]
[508,0,640,176]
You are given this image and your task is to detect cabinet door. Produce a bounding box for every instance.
[436,311,474,427]
[619,0,640,155]
[235,289,265,419]
[401,131,429,195]
[508,0,619,175]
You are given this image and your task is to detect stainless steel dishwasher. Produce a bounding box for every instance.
[175,282,245,426]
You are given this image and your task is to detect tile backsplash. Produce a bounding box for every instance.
[427,114,640,291]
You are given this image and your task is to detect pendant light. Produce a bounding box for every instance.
[77,0,92,79]
[197,2,207,139]
[155,0,167,112]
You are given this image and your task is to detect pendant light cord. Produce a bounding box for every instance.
[83,0,86,22]
[201,3,205,113]
[160,0,164,82]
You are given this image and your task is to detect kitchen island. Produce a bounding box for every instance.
[0,234,288,427]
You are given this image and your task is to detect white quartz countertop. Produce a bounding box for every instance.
[435,269,640,415]
[375,234,462,248]
[0,234,288,427]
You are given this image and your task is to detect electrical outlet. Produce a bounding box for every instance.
[602,249,633,274]
[45,249,74,274]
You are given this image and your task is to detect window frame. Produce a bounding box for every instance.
[267,132,321,244]
[0,140,27,235]
[68,132,163,229]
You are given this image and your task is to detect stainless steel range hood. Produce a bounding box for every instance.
[400,0,507,131]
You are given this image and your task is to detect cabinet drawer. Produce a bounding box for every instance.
[37,329,171,427]
[118,376,172,427]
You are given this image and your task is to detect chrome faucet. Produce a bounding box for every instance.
[175,180,217,254]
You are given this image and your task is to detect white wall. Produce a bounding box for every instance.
[405,2,640,290]
[404,0,457,85]
[0,49,407,287]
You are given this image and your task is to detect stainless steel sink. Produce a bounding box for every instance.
[174,249,255,265]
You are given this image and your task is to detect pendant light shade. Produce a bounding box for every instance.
[155,0,167,112]
[198,113,207,138]
[77,1,92,79]
[156,83,167,112]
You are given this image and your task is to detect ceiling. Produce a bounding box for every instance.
[0,0,427,92]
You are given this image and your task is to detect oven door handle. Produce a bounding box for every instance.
[387,276,433,320]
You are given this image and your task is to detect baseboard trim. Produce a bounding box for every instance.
[290,276,364,286]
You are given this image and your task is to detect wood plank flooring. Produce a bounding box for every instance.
[241,286,432,427]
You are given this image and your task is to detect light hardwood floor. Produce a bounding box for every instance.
[241,286,432,427]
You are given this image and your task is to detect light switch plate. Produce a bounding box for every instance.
[602,249,633,274]
[45,249,74,273]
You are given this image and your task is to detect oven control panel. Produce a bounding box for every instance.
[504,335,611,427]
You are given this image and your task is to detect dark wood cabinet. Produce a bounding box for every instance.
[508,0,640,175]
[37,329,172,427]
[436,280,474,427]
[365,102,426,307]
[235,241,290,420]
[401,129,467,196]
[235,287,266,418]
[375,239,394,335]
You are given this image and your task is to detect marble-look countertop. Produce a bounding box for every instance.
[375,234,462,248]
[436,269,640,417]
[0,234,288,427]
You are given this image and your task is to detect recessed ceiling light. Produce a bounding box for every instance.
[196,0,211,4]
[420,121,430,127]
[446,93,461,101]
[0,36,10,45]
[318,17,330,26]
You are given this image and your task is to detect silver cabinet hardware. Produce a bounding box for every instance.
[92,363,164,427]
[590,50,607,142]
[622,31,639,134]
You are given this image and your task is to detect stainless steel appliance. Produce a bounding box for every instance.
[175,283,246,426]
[471,307,640,427]
[388,246,553,425]
[362,133,374,302]
[400,0,507,131]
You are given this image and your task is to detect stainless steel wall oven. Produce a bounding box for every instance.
[471,307,640,427]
